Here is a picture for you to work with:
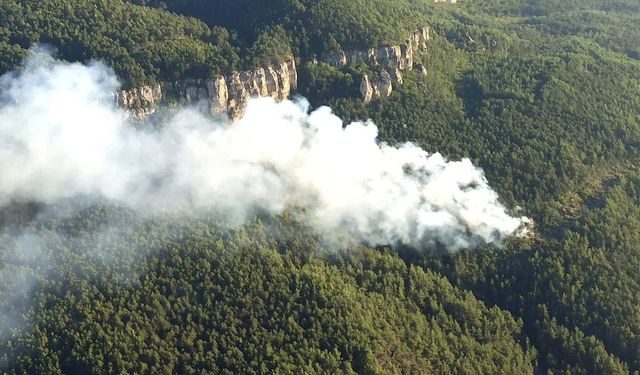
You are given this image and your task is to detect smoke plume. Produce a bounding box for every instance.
[0,51,528,251]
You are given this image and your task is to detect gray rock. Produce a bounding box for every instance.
[388,68,403,84]
[377,71,393,97]
[414,63,427,76]
[115,57,299,119]
[360,75,374,104]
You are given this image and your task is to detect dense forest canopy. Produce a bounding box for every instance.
[0,0,242,86]
[1,0,640,373]
[127,0,427,56]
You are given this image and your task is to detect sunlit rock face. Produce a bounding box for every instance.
[322,27,432,102]
[116,24,438,117]
[115,58,297,119]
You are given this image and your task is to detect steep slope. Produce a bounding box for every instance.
[0,208,534,374]
[0,0,241,85]
[127,0,431,56]
[1,0,640,373]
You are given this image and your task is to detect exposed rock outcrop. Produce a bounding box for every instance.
[414,64,428,76]
[360,75,374,104]
[322,27,430,71]
[115,58,297,120]
[322,27,431,102]
[116,26,435,118]
[378,71,393,97]
[114,84,163,119]
[360,71,393,104]
[388,68,403,84]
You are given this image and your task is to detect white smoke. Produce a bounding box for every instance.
[0,51,528,251]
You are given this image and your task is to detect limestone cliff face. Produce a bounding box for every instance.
[116,26,434,118]
[115,58,297,119]
[323,27,430,71]
[359,74,374,104]
[323,27,431,102]
[114,84,163,119]
[359,71,393,104]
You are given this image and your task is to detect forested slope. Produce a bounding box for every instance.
[0,207,534,374]
[127,0,428,58]
[0,0,241,85]
[1,0,640,374]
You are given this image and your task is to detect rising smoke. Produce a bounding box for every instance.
[0,50,528,251]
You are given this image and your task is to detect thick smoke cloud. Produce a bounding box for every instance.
[0,51,528,250]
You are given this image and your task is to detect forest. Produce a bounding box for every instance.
[1,0,640,373]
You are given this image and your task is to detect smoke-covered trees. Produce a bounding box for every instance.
[290,1,640,372]
[1,0,640,373]
[0,207,534,373]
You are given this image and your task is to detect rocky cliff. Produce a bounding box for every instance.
[115,84,163,119]
[323,27,430,70]
[116,26,435,118]
[115,58,297,119]
[322,27,431,103]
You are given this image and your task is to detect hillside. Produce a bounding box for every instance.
[1,0,640,373]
